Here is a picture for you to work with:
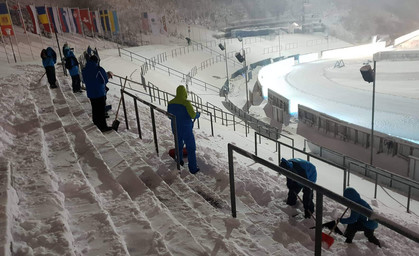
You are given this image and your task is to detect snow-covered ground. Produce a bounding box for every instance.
[1,28,419,256]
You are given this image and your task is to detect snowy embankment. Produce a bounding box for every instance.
[1,34,419,255]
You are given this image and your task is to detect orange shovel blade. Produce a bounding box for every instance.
[322,232,335,248]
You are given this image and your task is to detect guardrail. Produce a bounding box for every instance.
[109,74,283,140]
[119,88,182,170]
[118,47,220,93]
[304,139,419,213]
[227,143,419,255]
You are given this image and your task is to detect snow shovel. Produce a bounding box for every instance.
[322,207,349,248]
[38,72,46,83]
[295,194,338,248]
[112,76,128,131]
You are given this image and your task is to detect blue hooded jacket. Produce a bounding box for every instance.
[82,60,108,99]
[340,187,378,230]
[42,47,57,68]
[167,85,198,133]
[281,158,317,183]
[66,51,79,77]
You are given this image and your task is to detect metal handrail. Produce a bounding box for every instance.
[119,48,220,93]
[228,143,419,256]
[254,131,295,161]
[110,74,272,139]
[304,139,419,212]
[120,88,181,170]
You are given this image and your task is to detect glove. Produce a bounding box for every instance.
[195,112,201,119]
[107,71,113,79]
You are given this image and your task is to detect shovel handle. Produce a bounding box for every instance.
[114,76,128,121]
[328,207,349,235]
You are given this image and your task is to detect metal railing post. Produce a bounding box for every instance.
[315,192,323,256]
[134,98,142,139]
[150,107,159,154]
[122,91,129,130]
[343,168,347,193]
[407,186,411,213]
[172,117,180,170]
[228,144,237,218]
[209,112,214,136]
[374,172,378,199]
[254,132,258,156]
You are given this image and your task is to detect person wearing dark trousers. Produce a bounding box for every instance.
[41,47,57,88]
[280,158,317,218]
[82,55,112,132]
[340,187,381,247]
[168,85,201,174]
[64,45,82,93]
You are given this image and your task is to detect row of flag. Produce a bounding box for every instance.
[0,2,119,37]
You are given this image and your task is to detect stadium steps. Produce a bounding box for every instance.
[98,85,299,254]
[0,158,12,256]
[57,75,208,255]
[31,76,142,255]
[63,78,269,255]
[0,79,77,255]
[45,75,186,255]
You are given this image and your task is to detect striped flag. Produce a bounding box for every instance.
[51,7,62,33]
[35,6,51,33]
[58,8,69,33]
[65,7,76,33]
[94,10,103,34]
[47,7,57,33]
[0,2,14,36]
[26,5,40,34]
[108,10,119,33]
[71,8,82,34]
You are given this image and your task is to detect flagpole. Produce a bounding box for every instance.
[115,10,121,46]
[77,8,84,37]
[6,1,22,61]
[88,8,94,37]
[18,2,34,60]
[1,34,10,63]
[45,5,55,48]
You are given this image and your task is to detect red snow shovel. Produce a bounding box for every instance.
[322,207,349,248]
[295,194,340,248]
[112,76,128,131]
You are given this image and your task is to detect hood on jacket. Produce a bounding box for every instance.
[175,85,187,100]
[280,158,293,170]
[344,187,361,203]
[46,47,54,57]
[67,50,75,58]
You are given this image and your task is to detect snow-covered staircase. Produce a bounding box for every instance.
[56,71,312,255]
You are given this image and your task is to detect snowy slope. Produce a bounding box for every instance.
[1,31,419,256]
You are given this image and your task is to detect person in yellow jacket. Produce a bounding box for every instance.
[168,85,200,174]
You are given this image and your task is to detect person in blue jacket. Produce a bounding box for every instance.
[168,85,200,174]
[63,45,82,93]
[82,55,112,132]
[40,47,57,88]
[280,158,317,218]
[340,187,381,247]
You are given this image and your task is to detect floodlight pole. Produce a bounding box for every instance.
[223,41,230,93]
[278,29,281,58]
[240,39,249,113]
[370,60,376,166]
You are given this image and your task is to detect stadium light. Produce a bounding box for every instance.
[360,62,376,165]
[237,37,249,112]
[219,42,229,96]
